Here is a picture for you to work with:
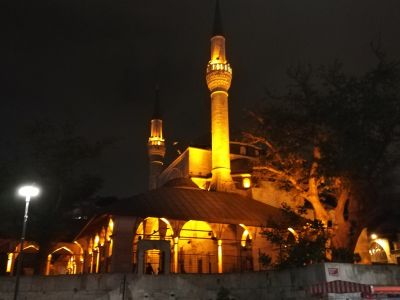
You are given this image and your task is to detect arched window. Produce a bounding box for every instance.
[178,220,217,273]
[369,242,388,264]
[133,217,174,274]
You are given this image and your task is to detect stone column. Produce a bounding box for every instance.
[218,239,223,273]
[173,237,179,273]
[109,216,137,273]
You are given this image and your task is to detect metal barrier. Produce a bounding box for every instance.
[133,251,256,274]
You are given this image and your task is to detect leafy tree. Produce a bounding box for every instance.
[245,45,400,253]
[258,252,272,269]
[0,120,112,273]
[261,204,328,268]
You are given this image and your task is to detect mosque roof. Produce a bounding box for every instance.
[103,185,290,227]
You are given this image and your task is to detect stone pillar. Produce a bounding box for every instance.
[45,254,51,275]
[218,239,223,273]
[173,237,179,273]
[109,216,137,273]
[137,240,171,275]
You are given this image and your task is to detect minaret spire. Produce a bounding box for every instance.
[153,85,161,119]
[213,0,223,36]
[148,86,166,190]
[206,0,234,192]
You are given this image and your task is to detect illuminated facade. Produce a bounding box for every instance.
[71,182,282,275]
[5,1,290,276]
[2,240,84,276]
[3,1,399,278]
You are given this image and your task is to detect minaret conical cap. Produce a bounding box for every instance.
[152,85,161,119]
[213,0,223,36]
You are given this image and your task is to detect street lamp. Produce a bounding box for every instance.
[13,185,40,300]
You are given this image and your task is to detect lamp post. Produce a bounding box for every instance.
[13,185,40,300]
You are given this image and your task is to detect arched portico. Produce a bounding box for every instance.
[178,220,218,274]
[133,217,174,273]
[136,239,171,275]
[238,224,254,272]
[46,246,73,275]
[43,242,83,275]
[370,241,388,263]
[7,242,39,276]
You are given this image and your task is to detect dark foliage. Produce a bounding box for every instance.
[0,119,112,272]
[246,45,400,251]
[262,204,329,269]
[217,286,232,300]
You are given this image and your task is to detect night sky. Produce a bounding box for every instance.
[3,0,400,197]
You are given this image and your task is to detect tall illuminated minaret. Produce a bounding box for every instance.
[148,87,166,190]
[206,0,234,192]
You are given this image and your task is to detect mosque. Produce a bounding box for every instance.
[2,1,399,276]
[65,1,291,275]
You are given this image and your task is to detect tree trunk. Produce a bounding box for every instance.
[331,220,352,249]
[331,188,364,255]
[307,146,330,222]
[307,177,329,222]
[331,185,352,249]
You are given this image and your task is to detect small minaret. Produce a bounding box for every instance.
[206,0,234,192]
[148,87,166,190]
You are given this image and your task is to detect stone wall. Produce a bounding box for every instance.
[0,273,122,300]
[0,263,399,300]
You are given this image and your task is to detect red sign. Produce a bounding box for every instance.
[328,267,339,276]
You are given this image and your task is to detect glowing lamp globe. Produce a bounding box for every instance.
[18,185,40,198]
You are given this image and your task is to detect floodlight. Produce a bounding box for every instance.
[18,185,40,198]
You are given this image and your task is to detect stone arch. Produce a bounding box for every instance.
[134,217,174,242]
[220,224,239,272]
[101,218,114,272]
[45,243,82,275]
[238,224,254,272]
[239,224,253,246]
[48,246,74,275]
[354,228,371,264]
[370,241,389,264]
[136,240,170,275]
[178,220,217,273]
[22,244,39,252]
[51,246,73,255]
[10,242,39,276]
[133,217,174,274]
[83,221,113,275]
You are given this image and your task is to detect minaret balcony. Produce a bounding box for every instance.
[148,137,165,146]
[206,62,232,92]
[207,62,232,73]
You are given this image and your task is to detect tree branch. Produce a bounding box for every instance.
[253,165,307,197]
[242,132,283,162]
